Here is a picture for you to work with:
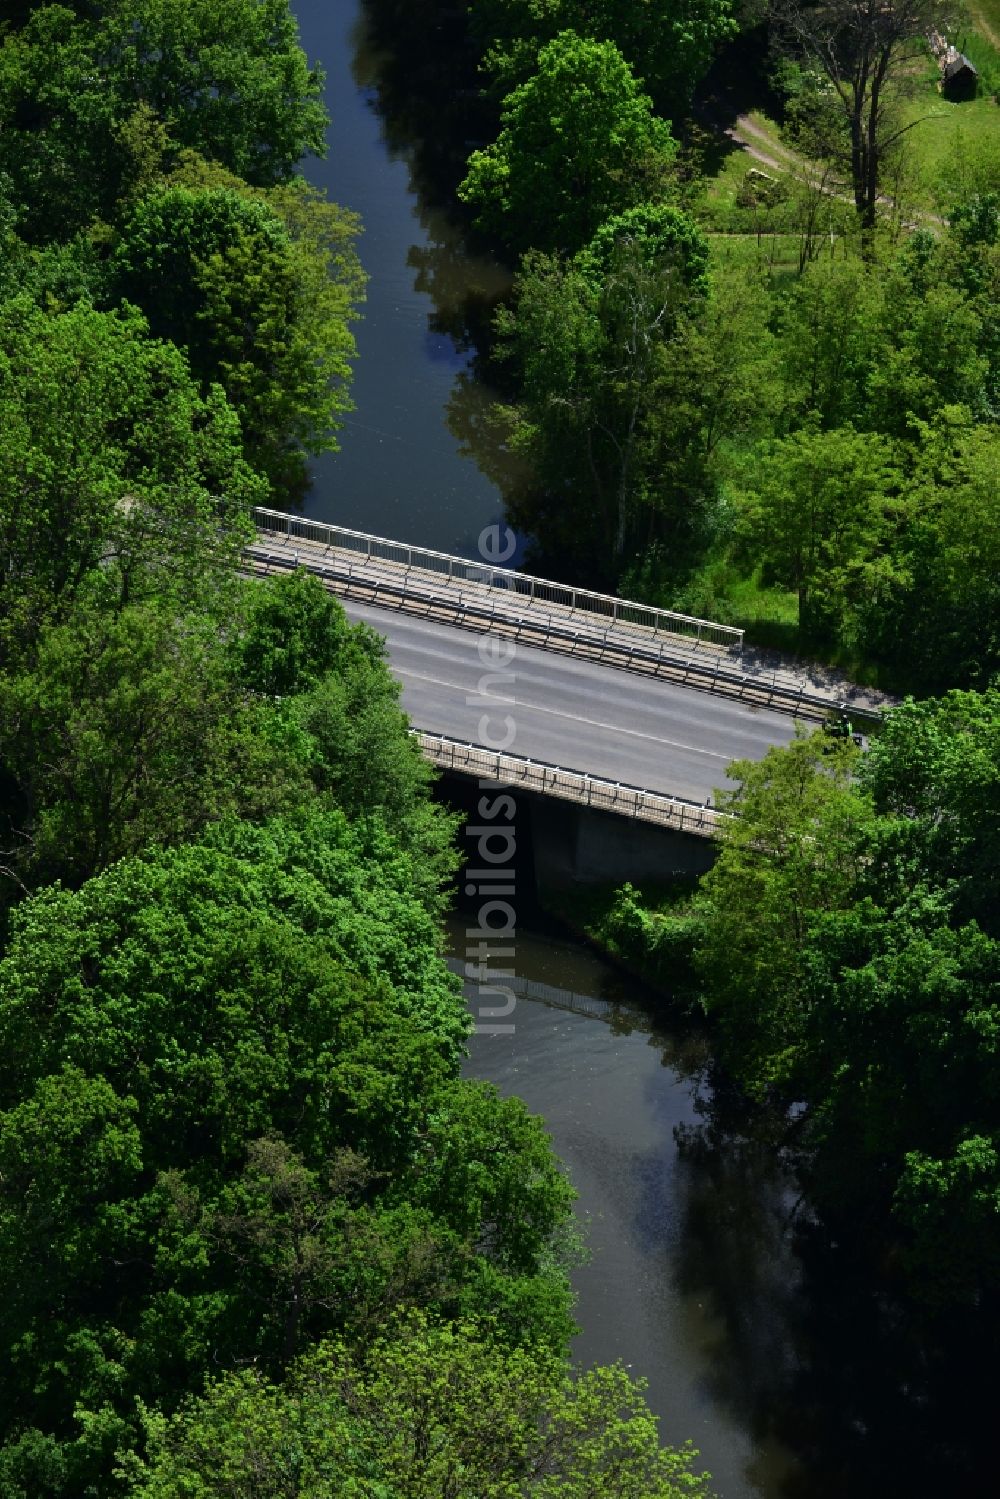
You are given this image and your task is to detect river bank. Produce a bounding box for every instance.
[288,4,1000,1494]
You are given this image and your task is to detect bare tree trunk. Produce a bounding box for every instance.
[771,0,957,254]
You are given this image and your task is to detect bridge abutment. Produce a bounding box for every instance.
[436,772,716,902]
[530,795,717,888]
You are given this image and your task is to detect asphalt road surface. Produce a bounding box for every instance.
[344,601,799,806]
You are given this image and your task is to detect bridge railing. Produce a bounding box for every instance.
[412,730,730,838]
[252,506,743,652]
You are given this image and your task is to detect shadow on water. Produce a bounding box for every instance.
[300,7,999,1491]
[451,860,999,1498]
[670,1095,1000,1499]
[354,0,499,206]
[348,0,540,527]
[290,0,524,554]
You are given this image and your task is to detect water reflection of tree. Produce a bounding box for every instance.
[356,0,498,207]
[669,1092,999,1498]
[406,241,509,352]
[346,0,536,537]
[445,369,534,512]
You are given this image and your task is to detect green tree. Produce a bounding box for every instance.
[771,0,957,251]
[122,1312,712,1498]
[944,194,1000,410]
[458,32,677,257]
[732,424,902,644]
[867,280,987,434]
[0,298,262,658]
[0,571,459,912]
[229,565,361,698]
[468,0,737,109]
[495,206,714,573]
[694,730,869,1097]
[109,184,364,491]
[0,598,307,901]
[231,570,460,907]
[0,816,575,1493]
[776,257,883,429]
[0,0,326,240]
[694,690,1000,1305]
[856,416,1000,689]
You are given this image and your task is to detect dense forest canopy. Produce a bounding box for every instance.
[434,0,1000,692]
[2,0,1000,1490]
[397,0,1000,1474]
[0,2,718,1495]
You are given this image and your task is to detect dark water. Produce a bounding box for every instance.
[449,917,804,1499]
[292,0,516,557]
[290,7,992,1496]
[449,918,1000,1499]
[286,10,807,1488]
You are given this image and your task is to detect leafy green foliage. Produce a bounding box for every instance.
[856,416,1000,689]
[231,570,460,907]
[123,1312,712,1498]
[494,214,772,576]
[732,425,903,644]
[0,0,326,241]
[694,730,869,1096]
[0,571,459,914]
[0,817,575,1493]
[0,297,261,657]
[230,565,361,697]
[458,32,677,256]
[576,880,704,994]
[0,596,308,899]
[468,0,737,110]
[109,184,364,489]
[694,693,1000,1304]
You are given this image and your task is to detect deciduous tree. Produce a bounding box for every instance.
[0,816,574,1493]
[122,1312,712,1498]
[458,32,677,256]
[732,424,901,642]
[468,0,738,109]
[0,0,326,240]
[771,0,959,252]
[0,298,262,657]
[109,184,364,492]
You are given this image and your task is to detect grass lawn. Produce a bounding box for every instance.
[705,232,804,277]
[894,44,1000,212]
[708,567,801,653]
[696,26,1000,230]
[968,0,1000,50]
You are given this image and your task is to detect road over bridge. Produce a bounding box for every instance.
[247,508,888,833]
[343,600,798,809]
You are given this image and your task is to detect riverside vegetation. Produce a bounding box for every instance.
[378,0,1000,692]
[368,0,1000,1475]
[0,3,712,1495]
[3,0,1000,1493]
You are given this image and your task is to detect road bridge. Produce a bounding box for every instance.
[247,508,887,834]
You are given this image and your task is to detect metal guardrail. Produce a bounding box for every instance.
[412,730,729,838]
[247,536,877,724]
[252,506,743,651]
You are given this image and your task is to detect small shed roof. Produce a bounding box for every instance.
[944,52,977,82]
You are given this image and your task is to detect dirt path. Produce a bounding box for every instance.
[720,111,943,228]
[720,113,798,175]
[968,1,1000,50]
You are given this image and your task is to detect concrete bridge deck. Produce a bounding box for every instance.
[343,599,797,829]
[248,508,891,721]
[246,514,885,831]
